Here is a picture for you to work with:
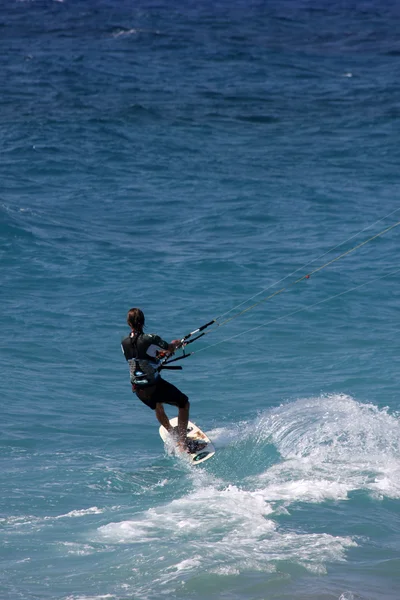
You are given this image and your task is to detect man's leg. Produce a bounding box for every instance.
[155,402,173,432]
[177,401,190,446]
[153,379,190,449]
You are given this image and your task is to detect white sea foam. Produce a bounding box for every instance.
[170,557,202,572]
[99,484,275,543]
[368,463,400,499]
[97,477,355,583]
[61,542,110,556]
[253,394,400,503]
[206,424,245,447]
[112,28,160,38]
[96,394,400,585]
[3,506,114,531]
[52,506,104,519]
[112,29,138,38]
[1,515,36,527]
[209,394,400,503]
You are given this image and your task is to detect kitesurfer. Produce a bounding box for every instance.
[121,307,190,450]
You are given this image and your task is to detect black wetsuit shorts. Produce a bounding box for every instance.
[135,377,189,410]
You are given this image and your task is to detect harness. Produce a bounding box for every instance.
[121,333,182,389]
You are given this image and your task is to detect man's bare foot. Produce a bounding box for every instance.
[176,439,189,453]
[176,439,207,454]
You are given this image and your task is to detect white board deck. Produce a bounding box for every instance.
[159,417,215,464]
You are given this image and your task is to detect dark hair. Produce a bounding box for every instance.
[127,307,145,332]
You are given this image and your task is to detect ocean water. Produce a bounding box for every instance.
[1,0,400,599]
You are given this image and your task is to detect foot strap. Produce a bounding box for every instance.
[186,439,207,453]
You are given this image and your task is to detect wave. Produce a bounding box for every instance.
[1,505,118,531]
[94,394,397,591]
[253,393,400,503]
[208,394,400,503]
[97,478,355,587]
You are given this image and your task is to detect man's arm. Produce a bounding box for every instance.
[144,335,182,360]
[167,339,182,353]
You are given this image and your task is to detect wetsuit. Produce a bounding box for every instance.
[121,332,188,410]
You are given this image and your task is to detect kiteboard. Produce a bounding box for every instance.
[159,417,215,464]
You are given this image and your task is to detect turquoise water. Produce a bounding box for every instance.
[1,1,400,599]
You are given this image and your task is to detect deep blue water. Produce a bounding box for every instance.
[1,1,400,599]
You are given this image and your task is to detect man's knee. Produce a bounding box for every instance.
[180,399,190,412]
[155,402,165,416]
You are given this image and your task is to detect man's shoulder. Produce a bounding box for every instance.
[142,333,169,349]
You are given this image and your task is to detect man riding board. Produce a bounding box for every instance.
[121,307,190,451]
